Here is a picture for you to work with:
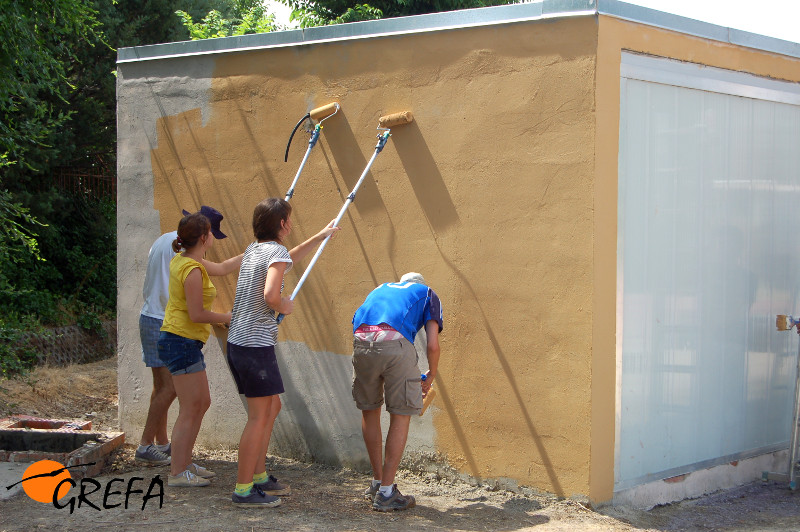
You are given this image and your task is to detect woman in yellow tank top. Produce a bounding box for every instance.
[158,209,242,487]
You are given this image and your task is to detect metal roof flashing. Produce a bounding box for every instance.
[116,0,800,64]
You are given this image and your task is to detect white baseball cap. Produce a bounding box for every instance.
[400,272,425,284]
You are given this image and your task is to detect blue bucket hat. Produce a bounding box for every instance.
[182,205,227,239]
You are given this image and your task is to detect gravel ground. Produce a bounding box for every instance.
[2,358,800,531]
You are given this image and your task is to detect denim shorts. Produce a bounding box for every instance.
[140,314,165,368]
[157,331,206,375]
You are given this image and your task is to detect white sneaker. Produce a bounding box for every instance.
[188,462,216,479]
[168,469,211,487]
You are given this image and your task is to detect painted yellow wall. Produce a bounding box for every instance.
[150,18,599,496]
[591,15,800,502]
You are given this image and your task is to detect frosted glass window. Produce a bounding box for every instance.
[617,55,800,489]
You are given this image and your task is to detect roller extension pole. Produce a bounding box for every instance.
[277,111,413,324]
[284,103,340,201]
[276,130,392,324]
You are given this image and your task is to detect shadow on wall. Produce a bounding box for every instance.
[392,123,566,497]
[324,109,398,283]
[150,99,284,306]
[392,119,460,233]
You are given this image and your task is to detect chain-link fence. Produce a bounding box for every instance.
[20,321,116,366]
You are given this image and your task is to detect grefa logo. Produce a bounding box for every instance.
[5,459,164,513]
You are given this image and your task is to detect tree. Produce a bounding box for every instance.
[176,0,278,40]
[285,0,519,27]
[0,0,103,184]
[0,0,241,379]
[0,191,43,289]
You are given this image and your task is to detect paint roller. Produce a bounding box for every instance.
[276,110,415,324]
[378,111,413,129]
[283,102,340,201]
[420,374,435,416]
[776,314,800,331]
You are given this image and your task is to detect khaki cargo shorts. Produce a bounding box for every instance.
[351,337,423,415]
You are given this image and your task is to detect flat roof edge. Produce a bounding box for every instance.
[117,0,800,64]
[117,1,594,63]
[598,0,800,59]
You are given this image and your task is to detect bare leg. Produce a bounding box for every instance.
[140,366,176,446]
[254,395,281,476]
[169,371,211,476]
[237,396,275,484]
[361,408,383,481]
[381,413,411,487]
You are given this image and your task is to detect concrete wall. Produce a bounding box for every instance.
[118,16,598,499]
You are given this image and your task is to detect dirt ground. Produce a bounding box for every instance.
[1,358,800,531]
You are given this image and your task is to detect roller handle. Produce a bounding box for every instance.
[284,113,311,162]
[420,374,436,416]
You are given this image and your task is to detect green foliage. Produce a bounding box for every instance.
[0,0,103,182]
[235,7,279,34]
[0,0,243,378]
[176,9,230,39]
[0,315,44,380]
[285,0,518,27]
[176,1,277,39]
[13,193,117,313]
[0,191,115,378]
[290,3,381,26]
[0,190,45,288]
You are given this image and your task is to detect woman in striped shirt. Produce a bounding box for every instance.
[226,197,339,507]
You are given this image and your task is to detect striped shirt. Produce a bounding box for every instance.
[227,241,292,347]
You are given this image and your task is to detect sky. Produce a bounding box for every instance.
[266,0,800,43]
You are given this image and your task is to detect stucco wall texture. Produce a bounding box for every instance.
[118,16,598,499]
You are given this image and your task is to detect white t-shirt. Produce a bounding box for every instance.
[140,231,178,320]
[227,241,293,347]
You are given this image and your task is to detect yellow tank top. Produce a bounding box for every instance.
[160,254,216,342]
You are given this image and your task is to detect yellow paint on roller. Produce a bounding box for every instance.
[378,111,414,128]
[309,102,339,121]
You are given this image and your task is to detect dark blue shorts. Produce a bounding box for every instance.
[157,331,206,375]
[226,343,285,398]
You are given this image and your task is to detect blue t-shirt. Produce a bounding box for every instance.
[352,282,443,343]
